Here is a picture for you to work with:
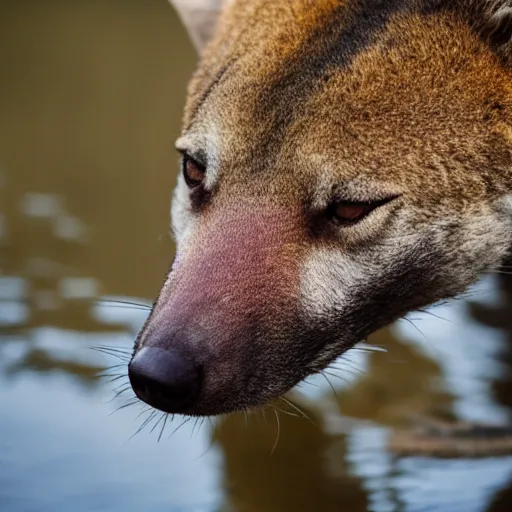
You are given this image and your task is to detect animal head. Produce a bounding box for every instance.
[129,0,512,416]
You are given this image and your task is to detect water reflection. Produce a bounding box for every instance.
[2,1,512,511]
[488,480,512,512]
[469,271,512,415]
[214,406,368,512]
[335,327,456,428]
[466,272,512,512]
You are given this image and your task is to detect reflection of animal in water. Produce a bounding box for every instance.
[213,402,368,512]
[390,269,512,459]
[336,326,512,458]
[127,0,512,426]
[470,267,512,413]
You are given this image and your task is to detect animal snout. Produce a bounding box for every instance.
[128,347,202,414]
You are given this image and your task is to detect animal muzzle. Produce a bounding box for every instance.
[129,203,304,416]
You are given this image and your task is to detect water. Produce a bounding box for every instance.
[2,2,512,511]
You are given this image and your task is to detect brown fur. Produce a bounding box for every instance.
[188,1,512,197]
[129,0,512,416]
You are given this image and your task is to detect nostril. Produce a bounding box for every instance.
[128,347,201,414]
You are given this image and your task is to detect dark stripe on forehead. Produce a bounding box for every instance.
[184,0,277,129]
[246,0,417,170]
[186,60,234,129]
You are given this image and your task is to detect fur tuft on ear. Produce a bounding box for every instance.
[170,0,229,53]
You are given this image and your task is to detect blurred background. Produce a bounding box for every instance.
[2,2,512,511]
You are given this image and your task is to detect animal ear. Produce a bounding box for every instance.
[169,0,225,52]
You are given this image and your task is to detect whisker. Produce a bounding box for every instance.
[335,356,366,376]
[134,406,153,422]
[279,396,314,424]
[458,288,488,300]
[95,304,151,312]
[172,418,191,436]
[355,342,387,353]
[270,404,300,418]
[92,346,132,361]
[105,374,128,384]
[270,408,281,456]
[94,345,132,354]
[110,399,139,415]
[150,413,167,434]
[94,352,130,362]
[323,370,351,386]
[110,384,132,400]
[416,308,450,323]
[327,365,362,379]
[487,270,512,276]
[96,369,123,378]
[95,299,152,310]
[101,363,128,371]
[158,414,170,443]
[112,380,130,391]
[191,418,200,439]
[127,410,158,442]
[296,381,317,394]
[97,369,128,379]
[400,316,429,343]
[321,372,340,404]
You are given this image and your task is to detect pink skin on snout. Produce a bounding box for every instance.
[139,202,305,407]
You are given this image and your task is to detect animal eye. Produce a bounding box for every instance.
[329,197,396,225]
[332,201,375,224]
[183,155,206,188]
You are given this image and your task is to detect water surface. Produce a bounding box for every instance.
[2,2,512,511]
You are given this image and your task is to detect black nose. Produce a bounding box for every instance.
[128,347,201,414]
